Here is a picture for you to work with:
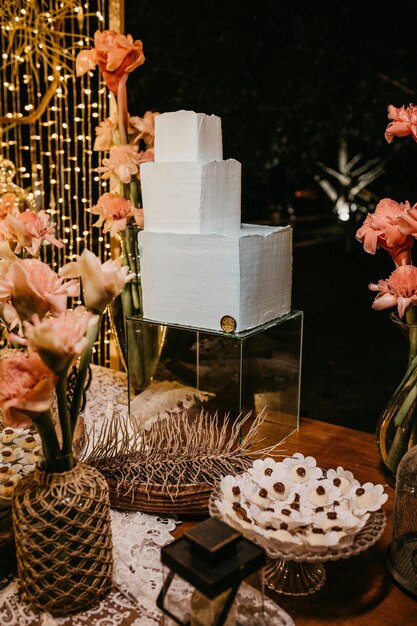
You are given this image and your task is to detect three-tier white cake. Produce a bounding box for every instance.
[138,110,292,333]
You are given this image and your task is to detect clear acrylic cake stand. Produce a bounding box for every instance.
[209,489,386,596]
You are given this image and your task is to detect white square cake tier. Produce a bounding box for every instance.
[140,159,241,234]
[138,224,292,333]
[154,110,223,163]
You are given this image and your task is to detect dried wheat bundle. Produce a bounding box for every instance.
[83,409,282,498]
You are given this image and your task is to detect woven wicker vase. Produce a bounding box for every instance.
[12,462,113,615]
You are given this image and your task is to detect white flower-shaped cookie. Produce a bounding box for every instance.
[256,470,296,503]
[0,428,21,445]
[282,453,323,484]
[348,483,388,514]
[302,528,347,549]
[260,526,303,547]
[248,457,282,484]
[313,509,366,533]
[303,478,341,508]
[216,499,254,530]
[0,446,23,463]
[326,466,360,496]
[220,475,244,503]
[248,483,273,508]
[272,502,312,529]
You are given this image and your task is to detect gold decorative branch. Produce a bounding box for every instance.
[0,71,60,126]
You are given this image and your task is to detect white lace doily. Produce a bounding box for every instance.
[0,367,295,626]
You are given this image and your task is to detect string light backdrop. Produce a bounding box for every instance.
[0,0,123,366]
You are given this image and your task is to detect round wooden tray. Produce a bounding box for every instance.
[106,477,213,516]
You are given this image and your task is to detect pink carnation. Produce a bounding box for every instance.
[0,209,62,256]
[369,265,417,317]
[356,198,413,266]
[98,144,141,186]
[0,349,57,428]
[10,307,96,374]
[0,258,79,322]
[385,104,417,143]
[92,192,135,236]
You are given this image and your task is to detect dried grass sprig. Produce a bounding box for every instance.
[82,409,282,499]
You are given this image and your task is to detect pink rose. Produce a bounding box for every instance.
[385,104,417,143]
[369,265,417,317]
[0,349,57,428]
[10,307,97,374]
[0,258,79,322]
[93,114,118,151]
[98,144,141,186]
[356,198,414,266]
[76,30,145,94]
[92,192,135,236]
[129,111,159,147]
[0,209,62,256]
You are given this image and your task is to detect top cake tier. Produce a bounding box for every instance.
[154,110,222,163]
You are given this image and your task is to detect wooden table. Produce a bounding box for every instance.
[175,417,417,625]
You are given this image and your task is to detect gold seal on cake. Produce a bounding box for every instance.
[220,315,237,333]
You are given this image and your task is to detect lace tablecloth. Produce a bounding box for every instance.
[0,367,295,626]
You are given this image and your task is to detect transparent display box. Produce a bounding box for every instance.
[127,310,303,444]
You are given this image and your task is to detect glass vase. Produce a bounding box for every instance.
[387,444,417,595]
[376,313,417,476]
[108,224,166,392]
[12,462,113,615]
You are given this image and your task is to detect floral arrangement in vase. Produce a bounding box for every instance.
[76,30,163,390]
[0,240,133,613]
[0,243,133,469]
[356,103,417,474]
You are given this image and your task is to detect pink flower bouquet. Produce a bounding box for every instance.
[77,30,160,390]
[356,105,417,472]
[0,245,133,472]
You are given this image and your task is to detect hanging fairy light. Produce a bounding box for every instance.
[0,0,121,366]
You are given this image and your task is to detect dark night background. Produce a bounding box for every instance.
[125,0,417,433]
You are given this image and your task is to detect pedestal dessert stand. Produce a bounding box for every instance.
[209,489,386,596]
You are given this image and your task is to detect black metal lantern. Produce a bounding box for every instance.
[157,517,266,626]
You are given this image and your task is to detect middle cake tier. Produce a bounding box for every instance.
[138,224,292,333]
[140,159,241,234]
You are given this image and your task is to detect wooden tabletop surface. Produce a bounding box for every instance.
[174,417,417,625]
[266,418,417,626]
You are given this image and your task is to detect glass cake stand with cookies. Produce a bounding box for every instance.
[209,453,387,595]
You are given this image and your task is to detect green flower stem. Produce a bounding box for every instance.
[129,180,139,207]
[406,307,417,326]
[391,354,417,401]
[383,311,417,473]
[69,315,101,432]
[385,423,412,473]
[56,369,74,469]
[394,384,417,427]
[120,181,130,200]
[35,410,62,472]
[123,228,141,311]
